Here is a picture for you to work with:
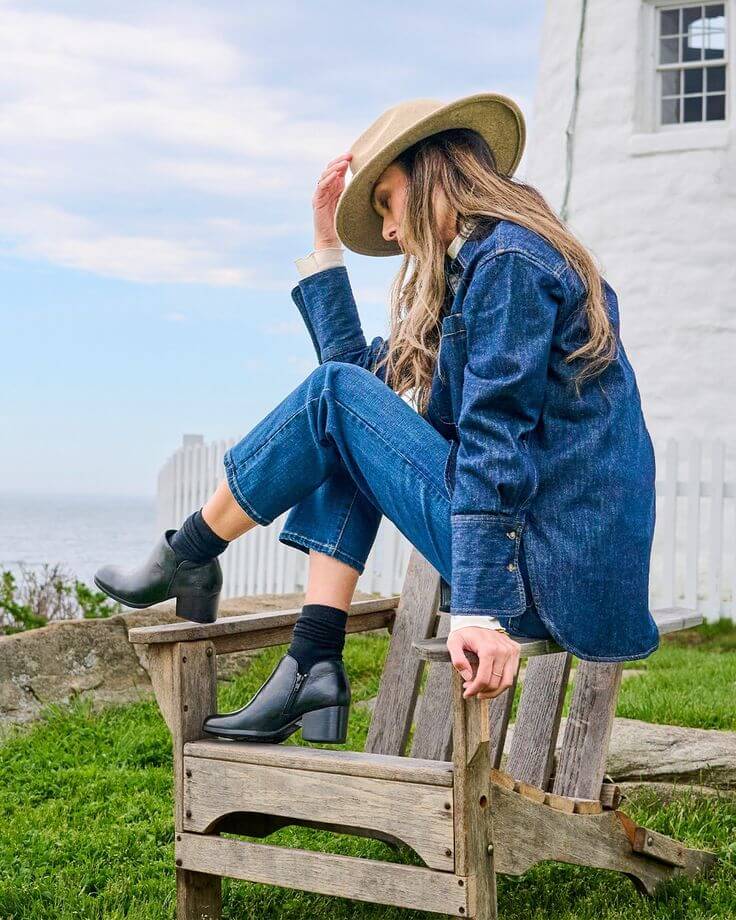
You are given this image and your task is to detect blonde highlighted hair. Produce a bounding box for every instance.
[372,128,617,414]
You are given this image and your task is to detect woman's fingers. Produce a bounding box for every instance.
[323,152,353,172]
[317,161,350,188]
[477,650,519,700]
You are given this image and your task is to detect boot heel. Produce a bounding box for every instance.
[301,704,349,743]
[176,591,220,624]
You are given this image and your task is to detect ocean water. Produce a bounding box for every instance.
[0,492,157,588]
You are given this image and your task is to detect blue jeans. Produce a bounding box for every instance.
[223,361,550,640]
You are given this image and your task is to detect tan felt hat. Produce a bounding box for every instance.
[335,91,525,258]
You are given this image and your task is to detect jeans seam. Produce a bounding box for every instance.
[223,450,272,526]
[333,485,360,557]
[279,530,365,572]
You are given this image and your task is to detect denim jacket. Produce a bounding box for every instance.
[290,219,660,662]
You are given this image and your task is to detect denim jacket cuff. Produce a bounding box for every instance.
[290,266,367,363]
[449,511,528,615]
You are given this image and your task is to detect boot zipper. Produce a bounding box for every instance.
[283,670,307,714]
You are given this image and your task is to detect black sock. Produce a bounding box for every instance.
[287,603,348,672]
[168,508,230,564]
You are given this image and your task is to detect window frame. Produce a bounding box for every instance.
[654,1,728,128]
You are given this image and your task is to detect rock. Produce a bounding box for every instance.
[0,591,385,730]
[501,716,736,790]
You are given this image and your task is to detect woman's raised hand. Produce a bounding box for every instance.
[446,627,522,700]
[312,152,353,250]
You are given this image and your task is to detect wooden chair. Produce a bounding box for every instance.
[128,550,718,919]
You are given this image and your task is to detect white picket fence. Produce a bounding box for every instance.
[157,434,735,621]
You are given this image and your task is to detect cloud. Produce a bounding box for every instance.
[0,3,351,287]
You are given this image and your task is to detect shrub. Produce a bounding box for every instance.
[0,563,121,634]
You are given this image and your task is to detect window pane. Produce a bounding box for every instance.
[682,6,704,32]
[703,30,725,59]
[684,67,703,93]
[707,65,726,92]
[704,4,724,20]
[683,95,704,121]
[661,37,680,63]
[660,8,680,35]
[682,31,704,62]
[706,93,726,120]
[662,97,681,124]
[662,69,682,96]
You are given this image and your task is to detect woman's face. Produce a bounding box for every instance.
[371,162,456,252]
[370,163,409,250]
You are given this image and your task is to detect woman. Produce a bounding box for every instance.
[94,93,660,745]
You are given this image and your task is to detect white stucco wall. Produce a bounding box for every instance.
[526,0,735,450]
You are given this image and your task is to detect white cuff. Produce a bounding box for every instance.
[295,247,345,278]
[448,614,505,635]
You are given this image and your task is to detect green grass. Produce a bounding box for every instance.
[1,622,735,919]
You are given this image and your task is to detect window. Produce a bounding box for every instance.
[657,2,727,125]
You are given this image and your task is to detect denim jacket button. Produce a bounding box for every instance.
[506,530,516,539]
[507,562,517,572]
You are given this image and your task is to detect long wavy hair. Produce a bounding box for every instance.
[372,128,617,414]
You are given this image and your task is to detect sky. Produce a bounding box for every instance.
[1,1,546,497]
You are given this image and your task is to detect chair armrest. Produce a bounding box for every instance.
[413,633,563,663]
[413,607,702,663]
[128,596,398,655]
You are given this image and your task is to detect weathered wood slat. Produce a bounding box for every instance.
[489,783,717,894]
[176,834,470,916]
[184,739,453,786]
[183,756,455,872]
[365,550,440,756]
[552,661,624,799]
[128,596,398,645]
[452,652,498,918]
[168,640,221,918]
[652,607,703,634]
[488,670,519,770]
[410,612,453,761]
[505,652,572,788]
[631,825,691,868]
[414,634,564,661]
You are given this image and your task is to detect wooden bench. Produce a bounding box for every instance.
[128,550,718,919]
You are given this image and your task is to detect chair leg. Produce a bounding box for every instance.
[452,662,498,919]
[177,868,221,920]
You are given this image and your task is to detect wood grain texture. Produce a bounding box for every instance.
[210,607,394,655]
[452,654,498,919]
[414,635,563,662]
[175,834,470,917]
[652,607,703,634]
[184,738,453,786]
[489,783,717,894]
[175,868,221,920]
[365,550,440,756]
[170,641,220,919]
[505,652,572,788]
[411,612,453,761]
[552,661,624,799]
[128,596,398,645]
[183,756,455,871]
[488,669,519,770]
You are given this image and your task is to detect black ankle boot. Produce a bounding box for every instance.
[94,529,222,624]
[202,653,350,744]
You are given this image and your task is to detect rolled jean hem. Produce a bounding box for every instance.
[278,530,366,575]
[223,449,273,527]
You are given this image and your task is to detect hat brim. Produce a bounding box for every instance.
[335,92,526,258]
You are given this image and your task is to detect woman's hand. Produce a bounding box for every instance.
[312,152,353,250]
[447,627,521,700]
